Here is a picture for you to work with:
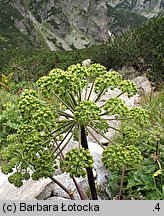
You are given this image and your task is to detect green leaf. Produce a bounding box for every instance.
[146,190,162,200]
[143,164,156,174]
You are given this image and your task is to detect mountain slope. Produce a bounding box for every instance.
[107,0,163,17]
[0,0,163,50]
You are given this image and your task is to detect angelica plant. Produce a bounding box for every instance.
[0,63,148,200]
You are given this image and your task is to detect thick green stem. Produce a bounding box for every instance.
[117,91,126,98]
[77,87,81,102]
[56,119,73,123]
[84,82,89,101]
[99,112,107,116]
[81,125,98,200]
[50,121,73,136]
[69,93,78,107]
[53,108,74,118]
[100,117,133,121]
[53,125,75,158]
[107,125,122,133]
[64,94,75,111]
[92,120,122,133]
[55,121,75,137]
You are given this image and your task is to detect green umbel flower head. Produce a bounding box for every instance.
[118,80,138,97]
[122,126,140,145]
[102,144,143,172]
[74,101,101,125]
[87,63,107,79]
[128,107,149,125]
[103,98,129,117]
[95,71,122,93]
[61,148,94,178]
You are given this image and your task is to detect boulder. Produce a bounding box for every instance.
[82,59,92,67]
[0,174,52,200]
[132,76,152,96]
[118,66,140,80]
[88,142,108,186]
[46,196,69,200]
[51,173,83,199]
[35,181,56,200]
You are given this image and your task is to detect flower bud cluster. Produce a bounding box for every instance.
[102,144,143,172]
[118,80,138,97]
[31,151,57,180]
[61,148,94,178]
[18,89,41,117]
[94,71,122,93]
[128,107,149,125]
[36,75,52,97]
[37,65,89,98]
[32,107,56,132]
[103,98,129,117]
[122,126,140,144]
[0,88,58,187]
[8,172,30,187]
[18,89,56,132]
[67,63,88,80]
[87,63,107,79]
[74,101,101,125]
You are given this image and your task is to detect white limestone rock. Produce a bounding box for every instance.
[132,76,152,96]
[0,175,52,200]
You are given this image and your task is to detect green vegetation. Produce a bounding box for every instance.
[107,5,148,30]
[0,89,21,147]
[105,88,164,200]
[0,1,38,50]
[0,45,108,82]
[107,17,164,85]
[0,17,163,86]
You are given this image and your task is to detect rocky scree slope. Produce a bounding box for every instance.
[0,0,163,50]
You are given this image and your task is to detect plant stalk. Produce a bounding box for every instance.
[53,92,74,113]
[86,127,105,149]
[69,93,78,107]
[49,176,75,200]
[118,166,126,200]
[87,82,95,101]
[117,91,126,98]
[53,126,75,159]
[88,125,115,144]
[81,125,98,200]
[94,88,106,103]
[72,176,88,200]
